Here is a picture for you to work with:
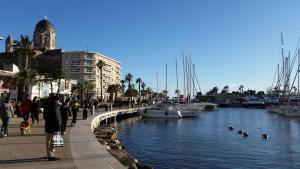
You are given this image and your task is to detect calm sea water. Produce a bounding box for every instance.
[116,108,300,169]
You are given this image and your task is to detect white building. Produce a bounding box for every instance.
[62,51,121,101]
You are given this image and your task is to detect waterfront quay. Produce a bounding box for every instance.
[0,107,144,169]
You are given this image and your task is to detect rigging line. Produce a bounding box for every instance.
[289,65,299,94]
[193,64,201,92]
[271,65,278,91]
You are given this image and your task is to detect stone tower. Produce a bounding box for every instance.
[5,34,13,53]
[33,16,56,50]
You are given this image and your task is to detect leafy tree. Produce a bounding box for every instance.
[195,92,202,100]
[125,88,138,100]
[256,91,265,97]
[96,60,105,102]
[244,89,256,96]
[206,86,218,96]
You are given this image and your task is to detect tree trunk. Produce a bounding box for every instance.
[57,78,61,94]
[50,82,53,94]
[25,55,29,70]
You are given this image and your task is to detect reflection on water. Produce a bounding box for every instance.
[117,108,300,169]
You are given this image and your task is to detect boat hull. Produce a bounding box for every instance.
[139,109,182,118]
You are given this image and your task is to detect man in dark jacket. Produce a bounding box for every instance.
[43,94,62,161]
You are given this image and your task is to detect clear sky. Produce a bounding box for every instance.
[1,0,300,95]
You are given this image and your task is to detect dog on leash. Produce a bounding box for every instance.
[20,121,31,135]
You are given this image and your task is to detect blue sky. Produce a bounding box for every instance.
[1,0,300,95]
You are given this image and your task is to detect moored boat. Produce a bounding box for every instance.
[139,106,182,118]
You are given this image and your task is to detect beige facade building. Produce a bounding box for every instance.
[62,51,121,100]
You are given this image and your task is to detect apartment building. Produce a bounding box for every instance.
[62,51,121,100]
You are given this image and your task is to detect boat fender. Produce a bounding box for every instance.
[165,111,168,116]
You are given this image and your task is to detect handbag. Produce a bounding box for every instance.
[51,133,64,147]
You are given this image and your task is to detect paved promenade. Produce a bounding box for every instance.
[0,108,126,169]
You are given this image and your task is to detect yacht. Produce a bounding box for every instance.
[139,106,182,118]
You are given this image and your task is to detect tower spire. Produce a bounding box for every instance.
[44,15,47,20]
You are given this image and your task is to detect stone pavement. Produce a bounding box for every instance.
[0,115,77,169]
[0,108,129,169]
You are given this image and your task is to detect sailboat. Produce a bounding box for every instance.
[267,33,300,116]
[139,64,182,118]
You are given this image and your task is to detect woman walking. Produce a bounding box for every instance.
[31,96,40,125]
[0,98,14,137]
[60,99,70,135]
[82,100,89,120]
[70,101,79,126]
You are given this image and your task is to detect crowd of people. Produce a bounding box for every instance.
[0,94,97,161]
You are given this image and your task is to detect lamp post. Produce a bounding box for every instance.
[0,36,4,40]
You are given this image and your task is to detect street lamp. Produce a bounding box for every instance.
[0,36,3,40]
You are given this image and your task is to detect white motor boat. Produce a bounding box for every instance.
[139,105,182,118]
[177,104,202,117]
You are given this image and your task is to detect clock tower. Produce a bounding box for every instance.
[33,16,56,50]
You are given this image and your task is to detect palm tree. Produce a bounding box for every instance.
[221,85,229,94]
[71,82,93,105]
[107,84,122,102]
[96,60,105,102]
[136,78,142,95]
[141,82,146,99]
[125,88,138,100]
[14,69,38,98]
[42,71,64,94]
[125,73,133,89]
[82,82,94,102]
[120,80,126,95]
[13,35,36,70]
[238,85,244,94]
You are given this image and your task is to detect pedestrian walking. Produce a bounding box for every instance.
[20,95,32,121]
[70,101,79,126]
[93,99,98,112]
[43,94,62,161]
[60,99,70,135]
[0,97,14,137]
[31,96,40,125]
[82,100,89,120]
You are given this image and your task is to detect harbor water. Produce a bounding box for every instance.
[117,108,300,169]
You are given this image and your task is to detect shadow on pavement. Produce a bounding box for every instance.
[0,157,47,164]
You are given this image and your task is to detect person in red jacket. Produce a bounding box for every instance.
[20,95,32,121]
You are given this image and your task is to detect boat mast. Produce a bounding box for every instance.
[156,72,159,101]
[176,59,179,103]
[182,51,186,98]
[166,63,168,100]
